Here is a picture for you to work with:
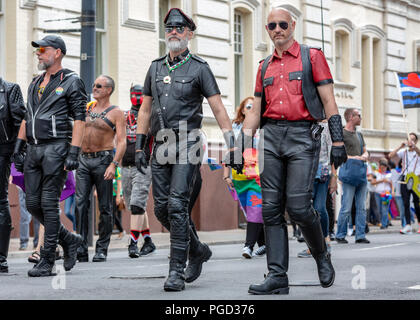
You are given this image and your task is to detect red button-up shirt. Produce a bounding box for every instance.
[254,41,333,121]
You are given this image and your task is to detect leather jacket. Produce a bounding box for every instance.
[25,69,87,144]
[0,77,26,152]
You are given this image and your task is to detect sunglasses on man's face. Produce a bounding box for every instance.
[35,46,54,54]
[165,26,186,34]
[267,21,289,31]
[93,83,110,89]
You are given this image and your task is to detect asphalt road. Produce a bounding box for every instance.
[1,232,420,301]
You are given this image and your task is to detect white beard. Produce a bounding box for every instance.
[165,37,189,52]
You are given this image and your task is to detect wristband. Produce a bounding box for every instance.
[112,160,119,167]
[135,134,147,151]
[328,114,344,143]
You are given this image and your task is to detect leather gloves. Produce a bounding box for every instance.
[11,138,27,173]
[64,145,81,171]
[330,145,347,169]
[135,133,148,174]
[328,114,348,169]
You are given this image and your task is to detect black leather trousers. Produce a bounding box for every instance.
[0,153,12,259]
[75,153,113,255]
[260,122,326,274]
[24,142,69,254]
[151,141,200,266]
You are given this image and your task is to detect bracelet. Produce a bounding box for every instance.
[112,160,119,167]
[223,176,230,180]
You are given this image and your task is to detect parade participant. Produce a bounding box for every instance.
[228,8,347,294]
[135,8,234,291]
[122,84,156,258]
[11,35,86,277]
[75,75,126,262]
[388,132,420,234]
[0,77,25,273]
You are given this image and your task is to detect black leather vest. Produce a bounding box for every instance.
[260,44,329,127]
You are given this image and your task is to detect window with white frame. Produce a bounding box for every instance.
[0,0,4,77]
[159,0,169,57]
[334,30,350,82]
[95,0,106,78]
[234,11,243,108]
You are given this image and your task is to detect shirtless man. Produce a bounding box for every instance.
[75,75,126,262]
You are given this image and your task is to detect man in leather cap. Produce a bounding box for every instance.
[122,84,156,259]
[227,8,348,294]
[12,35,86,277]
[76,75,126,263]
[135,8,235,291]
[0,77,26,273]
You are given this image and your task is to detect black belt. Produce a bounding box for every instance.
[28,138,69,145]
[265,119,315,127]
[81,150,113,158]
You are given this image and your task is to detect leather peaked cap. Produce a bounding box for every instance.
[164,8,196,31]
[32,35,67,55]
[130,84,143,93]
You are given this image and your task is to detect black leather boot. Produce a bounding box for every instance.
[299,210,335,288]
[58,225,83,271]
[0,224,12,273]
[185,228,212,283]
[248,224,289,295]
[164,247,188,292]
[28,248,56,277]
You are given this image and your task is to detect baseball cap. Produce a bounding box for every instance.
[31,35,67,55]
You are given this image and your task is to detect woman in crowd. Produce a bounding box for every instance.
[223,96,265,258]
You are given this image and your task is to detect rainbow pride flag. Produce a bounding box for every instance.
[229,148,263,223]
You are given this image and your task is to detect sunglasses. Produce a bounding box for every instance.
[165,26,186,34]
[35,46,54,54]
[245,103,253,110]
[267,21,289,31]
[93,83,110,89]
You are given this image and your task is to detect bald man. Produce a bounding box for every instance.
[229,8,347,294]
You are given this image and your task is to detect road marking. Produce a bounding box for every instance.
[408,285,420,290]
[353,243,407,251]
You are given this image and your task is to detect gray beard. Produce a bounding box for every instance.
[37,62,52,71]
[165,37,189,53]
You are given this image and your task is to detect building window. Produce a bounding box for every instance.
[334,30,349,82]
[159,0,169,57]
[95,0,106,78]
[234,11,243,108]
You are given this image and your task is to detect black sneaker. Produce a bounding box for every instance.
[355,238,370,244]
[139,240,156,256]
[128,242,140,258]
[335,238,348,244]
[329,232,336,241]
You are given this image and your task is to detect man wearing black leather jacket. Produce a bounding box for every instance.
[136,8,235,291]
[0,77,26,273]
[226,8,348,295]
[12,35,86,277]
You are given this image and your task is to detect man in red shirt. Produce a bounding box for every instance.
[228,8,347,295]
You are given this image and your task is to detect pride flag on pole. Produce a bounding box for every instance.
[396,72,420,109]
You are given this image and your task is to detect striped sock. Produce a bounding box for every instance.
[141,229,151,241]
[130,230,141,243]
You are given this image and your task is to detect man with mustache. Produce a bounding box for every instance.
[135,8,235,291]
[227,8,347,294]
[11,35,86,277]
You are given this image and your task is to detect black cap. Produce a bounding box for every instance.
[31,35,67,55]
[130,84,143,94]
[164,8,196,31]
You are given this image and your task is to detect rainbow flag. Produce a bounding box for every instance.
[228,148,263,223]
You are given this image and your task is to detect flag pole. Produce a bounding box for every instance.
[394,72,410,140]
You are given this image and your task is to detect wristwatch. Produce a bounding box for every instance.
[112,160,119,167]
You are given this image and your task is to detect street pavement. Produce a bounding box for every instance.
[1,223,420,301]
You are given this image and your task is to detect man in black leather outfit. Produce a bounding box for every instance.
[0,77,26,273]
[12,35,86,277]
[227,8,348,294]
[75,75,126,263]
[135,8,235,291]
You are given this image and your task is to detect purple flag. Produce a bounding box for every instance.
[11,163,75,201]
